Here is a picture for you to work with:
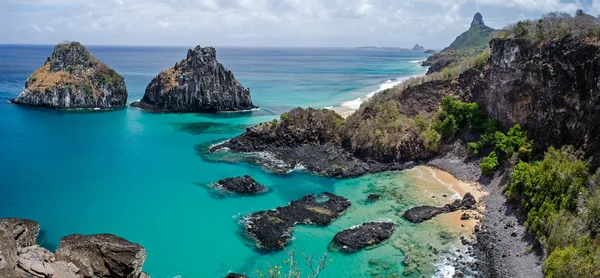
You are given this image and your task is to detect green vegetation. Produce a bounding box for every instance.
[504,146,600,277]
[497,10,600,43]
[280,112,291,121]
[480,151,499,175]
[432,96,488,139]
[443,24,496,52]
[82,83,93,96]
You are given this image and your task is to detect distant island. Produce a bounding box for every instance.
[357,45,436,53]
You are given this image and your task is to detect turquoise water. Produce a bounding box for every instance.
[0,45,471,277]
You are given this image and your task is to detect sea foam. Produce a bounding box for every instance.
[340,74,422,110]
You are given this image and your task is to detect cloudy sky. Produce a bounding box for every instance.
[1,0,597,48]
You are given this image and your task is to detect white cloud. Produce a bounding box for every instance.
[0,0,592,47]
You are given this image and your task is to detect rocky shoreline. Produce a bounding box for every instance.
[0,218,149,278]
[425,146,543,277]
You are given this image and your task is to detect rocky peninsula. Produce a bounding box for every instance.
[0,218,148,278]
[131,46,256,113]
[11,42,127,110]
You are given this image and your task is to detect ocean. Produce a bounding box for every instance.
[0,45,470,277]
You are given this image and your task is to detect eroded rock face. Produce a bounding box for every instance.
[131,46,255,113]
[471,37,600,168]
[0,218,40,248]
[56,234,147,278]
[215,175,267,194]
[11,42,127,110]
[0,230,18,271]
[331,222,396,253]
[403,193,477,223]
[245,192,351,251]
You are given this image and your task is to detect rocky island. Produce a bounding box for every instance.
[131,46,256,113]
[331,222,396,253]
[244,192,351,251]
[212,175,267,195]
[11,42,127,110]
[0,218,148,278]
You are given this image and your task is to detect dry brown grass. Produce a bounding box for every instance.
[27,64,79,92]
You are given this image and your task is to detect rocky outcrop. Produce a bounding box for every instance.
[0,218,40,249]
[470,36,600,168]
[412,44,425,52]
[0,218,149,278]
[56,234,147,278]
[214,175,267,194]
[11,42,127,110]
[245,192,351,251]
[424,49,436,54]
[131,46,255,113]
[331,222,396,253]
[225,273,249,278]
[403,193,477,223]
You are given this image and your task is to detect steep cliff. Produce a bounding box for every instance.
[11,42,127,110]
[469,37,600,168]
[131,46,255,113]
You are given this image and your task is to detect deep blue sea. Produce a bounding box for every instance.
[0,45,470,277]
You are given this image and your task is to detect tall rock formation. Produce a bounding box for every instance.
[131,46,256,113]
[11,42,127,110]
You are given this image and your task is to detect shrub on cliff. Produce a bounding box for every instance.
[480,151,499,175]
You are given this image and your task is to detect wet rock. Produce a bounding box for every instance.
[0,218,40,248]
[132,46,255,113]
[366,194,381,202]
[245,192,351,251]
[56,234,147,278]
[0,230,18,270]
[331,222,396,253]
[402,193,477,223]
[215,175,267,194]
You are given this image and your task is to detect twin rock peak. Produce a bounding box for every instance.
[12,42,255,113]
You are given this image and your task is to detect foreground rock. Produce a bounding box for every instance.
[0,218,40,248]
[403,193,476,223]
[0,218,149,278]
[56,234,147,278]
[214,175,267,194]
[11,42,127,110]
[331,222,396,253]
[245,192,351,250]
[132,46,255,113]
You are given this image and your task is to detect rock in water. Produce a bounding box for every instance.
[0,218,40,248]
[131,46,256,113]
[11,42,127,110]
[331,222,396,253]
[403,193,477,223]
[225,273,249,278]
[56,234,147,278]
[215,175,267,194]
[245,192,351,251]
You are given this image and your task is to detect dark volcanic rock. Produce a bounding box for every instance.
[331,222,396,253]
[11,42,127,110]
[245,192,351,251]
[215,175,267,194]
[403,193,477,223]
[366,194,381,202]
[0,218,40,248]
[225,273,249,278]
[132,46,255,113]
[56,234,147,278]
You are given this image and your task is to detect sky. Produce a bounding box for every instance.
[1,0,598,48]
